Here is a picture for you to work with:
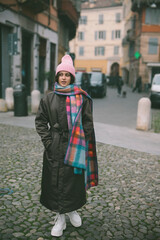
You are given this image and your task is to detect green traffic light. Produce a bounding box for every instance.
[134,51,141,59]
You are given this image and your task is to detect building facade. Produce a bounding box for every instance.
[122,0,160,89]
[57,0,81,63]
[69,0,124,75]
[0,0,80,98]
[122,0,137,85]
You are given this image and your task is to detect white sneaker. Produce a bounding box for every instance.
[66,211,82,227]
[51,214,66,237]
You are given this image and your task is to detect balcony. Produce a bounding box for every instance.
[122,29,135,46]
[122,36,128,46]
[58,0,80,26]
[17,0,49,14]
[57,0,80,40]
[127,29,135,41]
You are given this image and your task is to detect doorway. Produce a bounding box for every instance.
[22,30,32,95]
[39,37,46,93]
[0,24,12,98]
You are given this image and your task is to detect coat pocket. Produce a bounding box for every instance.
[47,131,60,160]
[43,153,59,187]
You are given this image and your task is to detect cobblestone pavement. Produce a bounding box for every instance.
[0,124,160,240]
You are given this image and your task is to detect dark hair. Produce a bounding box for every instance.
[55,72,75,84]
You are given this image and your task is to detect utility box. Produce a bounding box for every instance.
[13,84,28,116]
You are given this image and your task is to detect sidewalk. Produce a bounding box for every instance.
[0,111,160,155]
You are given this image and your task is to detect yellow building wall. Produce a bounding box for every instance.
[75,59,107,74]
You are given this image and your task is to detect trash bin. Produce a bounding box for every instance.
[13,84,28,116]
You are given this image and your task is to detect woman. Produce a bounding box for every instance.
[35,55,98,237]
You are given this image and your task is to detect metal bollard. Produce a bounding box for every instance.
[136,97,151,131]
[5,87,14,110]
[31,90,40,114]
[13,84,28,116]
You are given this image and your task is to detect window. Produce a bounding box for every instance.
[115,30,121,39]
[115,13,121,23]
[145,8,160,25]
[95,31,106,40]
[131,15,136,30]
[79,46,84,56]
[99,14,104,24]
[112,30,114,40]
[148,38,158,54]
[114,46,119,55]
[112,30,121,39]
[123,4,126,19]
[78,32,84,40]
[95,47,105,56]
[52,0,57,8]
[129,41,135,58]
[79,16,87,25]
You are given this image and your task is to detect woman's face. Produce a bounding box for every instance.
[58,71,71,87]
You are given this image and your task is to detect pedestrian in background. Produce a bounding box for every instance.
[116,75,124,96]
[132,76,142,93]
[35,55,98,237]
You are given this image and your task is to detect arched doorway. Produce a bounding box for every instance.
[110,62,120,76]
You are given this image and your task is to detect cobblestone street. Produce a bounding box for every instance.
[0,124,160,240]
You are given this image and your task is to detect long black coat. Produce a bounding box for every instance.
[35,92,94,214]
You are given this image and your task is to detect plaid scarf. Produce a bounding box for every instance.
[54,83,98,190]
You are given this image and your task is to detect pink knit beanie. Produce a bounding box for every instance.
[56,55,75,77]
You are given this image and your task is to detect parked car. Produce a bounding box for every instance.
[89,72,107,97]
[150,73,160,107]
[75,72,91,95]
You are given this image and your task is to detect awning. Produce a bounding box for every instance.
[147,62,160,67]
